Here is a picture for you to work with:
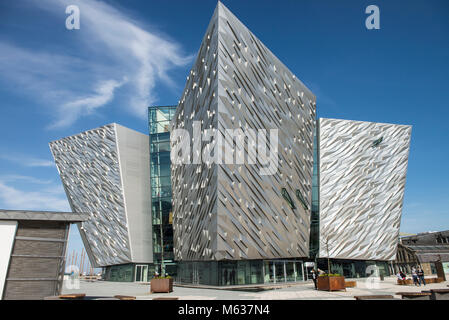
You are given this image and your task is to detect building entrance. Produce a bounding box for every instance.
[263,260,304,283]
[135,265,148,282]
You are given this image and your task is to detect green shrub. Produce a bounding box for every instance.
[153,275,172,279]
[318,273,341,277]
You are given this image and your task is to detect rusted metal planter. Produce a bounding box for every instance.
[317,276,346,291]
[150,278,173,293]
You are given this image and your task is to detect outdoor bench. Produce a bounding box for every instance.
[354,295,396,300]
[396,292,432,300]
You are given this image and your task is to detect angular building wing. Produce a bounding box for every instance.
[171,2,316,261]
[318,118,412,261]
[49,123,152,267]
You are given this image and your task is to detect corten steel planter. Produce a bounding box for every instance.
[345,280,357,288]
[151,278,173,293]
[317,276,346,291]
[397,279,413,285]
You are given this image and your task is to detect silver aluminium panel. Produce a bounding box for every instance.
[318,118,412,261]
[50,124,152,267]
[171,2,316,261]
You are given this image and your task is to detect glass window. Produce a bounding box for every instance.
[275,261,285,283]
[264,261,275,283]
[295,261,304,281]
[286,262,295,282]
[281,188,296,209]
[250,260,263,284]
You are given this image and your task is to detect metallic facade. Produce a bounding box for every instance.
[50,123,152,267]
[171,2,316,261]
[318,118,412,261]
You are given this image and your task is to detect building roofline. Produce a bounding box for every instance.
[48,123,148,145]
[0,209,88,222]
[319,117,412,128]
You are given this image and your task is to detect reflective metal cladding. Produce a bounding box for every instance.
[318,118,412,261]
[49,123,152,267]
[171,2,316,261]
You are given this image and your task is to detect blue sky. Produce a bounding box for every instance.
[0,0,448,261]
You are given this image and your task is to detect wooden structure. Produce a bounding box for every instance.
[114,295,136,300]
[397,277,443,285]
[397,278,413,285]
[354,295,395,300]
[396,292,432,300]
[0,210,87,300]
[344,280,356,288]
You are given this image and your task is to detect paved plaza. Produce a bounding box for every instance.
[61,276,449,300]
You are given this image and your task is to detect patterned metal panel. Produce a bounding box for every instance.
[171,2,316,261]
[49,124,131,267]
[318,118,412,261]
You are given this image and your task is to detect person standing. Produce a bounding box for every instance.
[311,269,318,290]
[411,267,420,286]
[418,267,426,286]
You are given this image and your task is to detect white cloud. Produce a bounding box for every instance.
[48,78,127,129]
[0,181,70,212]
[0,175,52,184]
[0,0,192,129]
[0,154,54,167]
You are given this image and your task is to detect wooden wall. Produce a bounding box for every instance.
[3,220,69,300]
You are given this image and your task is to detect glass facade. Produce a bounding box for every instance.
[103,264,135,282]
[176,260,305,286]
[315,259,391,278]
[148,106,177,276]
[309,124,320,258]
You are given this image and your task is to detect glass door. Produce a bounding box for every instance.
[295,261,304,281]
[135,265,148,282]
[275,261,285,283]
[264,261,275,283]
[286,262,296,282]
[304,262,315,281]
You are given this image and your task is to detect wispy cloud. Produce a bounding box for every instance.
[0,0,192,129]
[0,154,54,167]
[0,180,70,212]
[48,78,127,129]
[0,174,53,184]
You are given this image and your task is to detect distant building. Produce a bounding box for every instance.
[394,230,449,275]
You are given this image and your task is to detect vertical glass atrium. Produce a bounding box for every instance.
[148,106,177,276]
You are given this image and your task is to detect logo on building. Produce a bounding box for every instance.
[372,136,383,148]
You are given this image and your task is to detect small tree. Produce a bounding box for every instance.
[320,234,332,275]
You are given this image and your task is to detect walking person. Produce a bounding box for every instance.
[411,267,420,286]
[418,267,426,286]
[311,269,318,290]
